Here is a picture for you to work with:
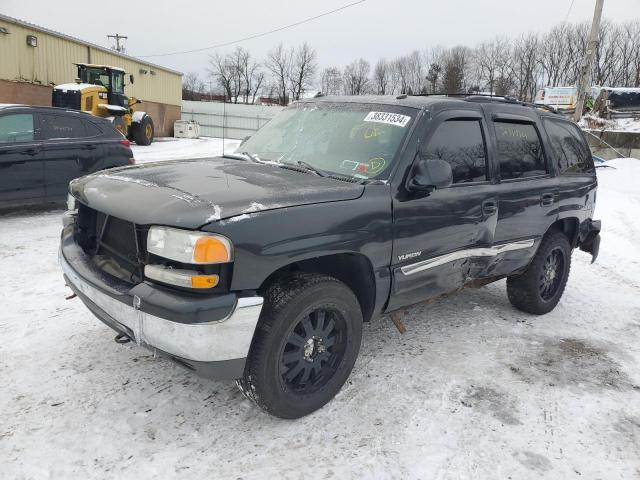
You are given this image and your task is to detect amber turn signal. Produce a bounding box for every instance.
[193,236,232,264]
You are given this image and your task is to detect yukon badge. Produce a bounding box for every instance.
[398,251,422,262]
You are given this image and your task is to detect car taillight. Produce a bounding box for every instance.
[119,139,130,147]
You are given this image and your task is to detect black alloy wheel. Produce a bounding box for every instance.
[279,307,347,395]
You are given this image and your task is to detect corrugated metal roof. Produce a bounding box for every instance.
[0,13,182,76]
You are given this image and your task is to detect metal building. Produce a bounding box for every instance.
[0,14,182,136]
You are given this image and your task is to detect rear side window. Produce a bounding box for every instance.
[0,113,34,143]
[422,120,488,184]
[495,121,547,180]
[544,119,594,174]
[41,114,86,140]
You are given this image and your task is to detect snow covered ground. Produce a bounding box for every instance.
[131,137,241,164]
[1,139,639,479]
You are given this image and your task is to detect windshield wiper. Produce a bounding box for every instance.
[222,153,251,161]
[296,160,327,177]
[240,151,265,163]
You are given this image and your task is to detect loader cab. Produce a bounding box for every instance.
[76,64,128,109]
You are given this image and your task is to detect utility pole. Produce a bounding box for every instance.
[573,0,604,121]
[107,33,128,54]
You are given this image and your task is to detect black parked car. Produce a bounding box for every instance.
[0,104,134,208]
[61,95,601,419]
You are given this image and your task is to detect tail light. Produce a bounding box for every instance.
[119,139,130,147]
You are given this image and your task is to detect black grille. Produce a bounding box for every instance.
[75,204,147,284]
[52,89,81,110]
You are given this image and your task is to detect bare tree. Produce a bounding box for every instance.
[442,47,469,93]
[511,34,541,101]
[182,72,206,100]
[343,58,370,95]
[373,58,391,94]
[475,38,511,94]
[320,67,343,95]
[265,43,292,105]
[289,43,317,100]
[208,52,234,101]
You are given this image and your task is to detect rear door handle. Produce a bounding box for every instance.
[85,144,97,150]
[482,199,498,215]
[21,148,39,156]
[541,193,555,207]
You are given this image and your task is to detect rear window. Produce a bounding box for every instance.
[41,114,86,140]
[544,119,594,174]
[495,121,547,180]
[0,113,34,143]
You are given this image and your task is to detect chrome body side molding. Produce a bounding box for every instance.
[400,239,536,276]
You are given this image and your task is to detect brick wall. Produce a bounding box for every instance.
[0,79,52,106]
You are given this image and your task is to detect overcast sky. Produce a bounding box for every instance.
[2,0,639,77]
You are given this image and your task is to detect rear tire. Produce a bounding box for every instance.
[507,231,571,315]
[237,273,363,419]
[132,116,154,146]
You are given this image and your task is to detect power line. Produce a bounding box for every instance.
[137,0,367,58]
[563,0,576,24]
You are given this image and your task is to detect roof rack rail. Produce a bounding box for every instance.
[407,93,559,114]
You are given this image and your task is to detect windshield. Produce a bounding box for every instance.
[79,67,110,88]
[240,102,417,180]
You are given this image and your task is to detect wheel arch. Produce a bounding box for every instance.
[547,217,580,248]
[258,252,377,323]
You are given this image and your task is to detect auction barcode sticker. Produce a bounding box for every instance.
[364,111,411,127]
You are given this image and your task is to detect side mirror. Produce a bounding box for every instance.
[129,74,135,84]
[407,158,453,193]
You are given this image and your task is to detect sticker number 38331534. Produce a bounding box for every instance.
[364,111,411,127]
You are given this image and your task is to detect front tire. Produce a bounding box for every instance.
[238,273,363,419]
[507,231,572,315]
[131,116,154,146]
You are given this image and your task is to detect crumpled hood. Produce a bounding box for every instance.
[70,157,364,229]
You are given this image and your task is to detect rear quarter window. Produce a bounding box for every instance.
[544,119,595,174]
[85,121,102,137]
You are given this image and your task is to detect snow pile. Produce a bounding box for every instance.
[1,148,639,478]
[579,114,640,133]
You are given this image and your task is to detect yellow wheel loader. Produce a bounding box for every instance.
[52,63,154,145]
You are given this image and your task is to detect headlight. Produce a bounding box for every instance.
[67,193,78,212]
[147,226,233,264]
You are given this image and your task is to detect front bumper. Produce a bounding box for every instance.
[60,227,263,380]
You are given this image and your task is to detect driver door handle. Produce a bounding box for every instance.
[541,193,555,207]
[482,199,498,215]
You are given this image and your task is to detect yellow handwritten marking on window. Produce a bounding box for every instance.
[500,126,528,140]
[350,124,383,140]
[367,157,386,174]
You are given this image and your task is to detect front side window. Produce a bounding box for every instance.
[421,120,487,184]
[0,113,34,143]
[41,114,86,140]
[495,121,547,180]
[240,103,417,180]
[544,119,594,174]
